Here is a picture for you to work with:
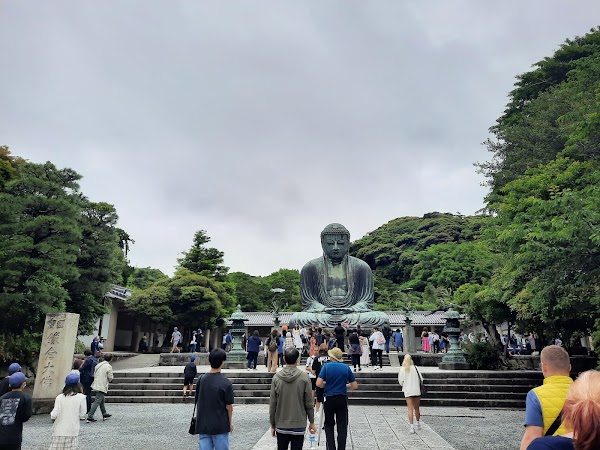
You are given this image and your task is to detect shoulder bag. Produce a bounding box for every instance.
[414,366,427,396]
[189,375,204,435]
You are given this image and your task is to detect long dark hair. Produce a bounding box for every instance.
[63,383,83,396]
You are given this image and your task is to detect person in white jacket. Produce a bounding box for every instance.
[86,353,113,423]
[49,372,87,450]
[397,354,423,434]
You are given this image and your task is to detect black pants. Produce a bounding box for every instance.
[336,336,345,351]
[276,432,304,450]
[371,349,383,368]
[82,382,92,412]
[278,353,284,366]
[324,395,348,450]
[247,351,258,369]
[351,354,361,369]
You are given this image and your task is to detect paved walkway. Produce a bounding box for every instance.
[252,406,456,450]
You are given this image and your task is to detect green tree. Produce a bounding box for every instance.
[65,201,126,333]
[177,230,228,281]
[226,272,272,312]
[127,267,169,291]
[263,269,301,311]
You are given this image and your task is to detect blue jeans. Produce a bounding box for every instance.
[199,433,230,450]
[384,337,390,353]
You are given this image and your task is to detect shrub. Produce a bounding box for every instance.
[74,339,87,355]
[464,341,500,370]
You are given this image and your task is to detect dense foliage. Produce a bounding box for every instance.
[0,147,127,362]
[127,231,235,329]
[476,28,600,350]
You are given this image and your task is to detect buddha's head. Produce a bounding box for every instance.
[321,223,350,263]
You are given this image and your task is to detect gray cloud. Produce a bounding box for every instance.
[1,1,598,275]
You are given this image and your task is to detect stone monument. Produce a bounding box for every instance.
[32,312,80,413]
[289,223,389,328]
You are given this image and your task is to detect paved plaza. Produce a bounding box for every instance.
[21,403,524,450]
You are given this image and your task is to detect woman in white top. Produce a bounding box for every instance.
[49,372,87,450]
[369,327,386,370]
[359,335,371,367]
[292,324,304,351]
[397,354,423,434]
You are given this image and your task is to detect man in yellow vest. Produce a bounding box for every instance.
[520,345,572,450]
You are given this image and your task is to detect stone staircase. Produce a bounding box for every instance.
[107,370,541,408]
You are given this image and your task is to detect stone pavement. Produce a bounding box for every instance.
[21,403,524,449]
[252,405,456,449]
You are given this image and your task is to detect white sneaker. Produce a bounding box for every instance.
[409,426,415,434]
[415,421,422,430]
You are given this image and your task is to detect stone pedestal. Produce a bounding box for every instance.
[33,313,80,414]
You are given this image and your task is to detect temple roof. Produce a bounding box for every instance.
[227,311,454,327]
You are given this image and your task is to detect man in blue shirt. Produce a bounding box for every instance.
[316,347,358,450]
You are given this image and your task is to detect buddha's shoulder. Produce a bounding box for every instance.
[348,256,370,270]
[301,258,325,272]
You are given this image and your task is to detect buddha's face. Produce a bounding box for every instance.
[321,233,350,262]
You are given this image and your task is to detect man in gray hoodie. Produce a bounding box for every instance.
[269,348,316,450]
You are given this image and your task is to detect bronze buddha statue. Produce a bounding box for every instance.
[289,223,389,328]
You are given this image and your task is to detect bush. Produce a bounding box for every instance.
[74,339,87,355]
[464,341,500,370]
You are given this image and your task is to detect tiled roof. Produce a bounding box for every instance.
[228,311,454,327]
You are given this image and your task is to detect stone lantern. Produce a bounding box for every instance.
[439,307,470,370]
[227,305,248,362]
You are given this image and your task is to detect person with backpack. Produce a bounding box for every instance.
[382,322,392,354]
[369,327,385,370]
[183,356,198,400]
[266,330,279,373]
[78,350,98,413]
[311,344,330,421]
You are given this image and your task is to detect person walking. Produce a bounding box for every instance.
[292,324,303,353]
[246,330,262,370]
[78,350,98,413]
[171,327,182,353]
[48,372,86,450]
[359,335,370,367]
[90,337,100,356]
[398,354,423,434]
[526,370,600,450]
[266,330,279,373]
[309,331,319,357]
[334,322,346,352]
[520,345,573,450]
[393,329,404,353]
[348,329,362,372]
[305,350,317,404]
[312,344,330,421]
[189,332,198,353]
[86,353,113,423]
[0,364,22,398]
[316,347,358,450]
[421,328,431,353]
[277,332,285,368]
[382,322,392,354]
[0,372,32,450]
[328,332,337,351]
[183,356,197,400]
[269,348,317,450]
[369,327,385,370]
[284,332,295,352]
[194,349,234,450]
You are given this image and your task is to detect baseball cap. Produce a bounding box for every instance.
[65,372,80,386]
[9,372,26,388]
[190,356,196,362]
[8,363,21,374]
[328,347,343,361]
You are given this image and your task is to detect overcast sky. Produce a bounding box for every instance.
[1,2,598,277]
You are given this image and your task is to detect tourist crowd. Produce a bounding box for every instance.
[1,327,599,450]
